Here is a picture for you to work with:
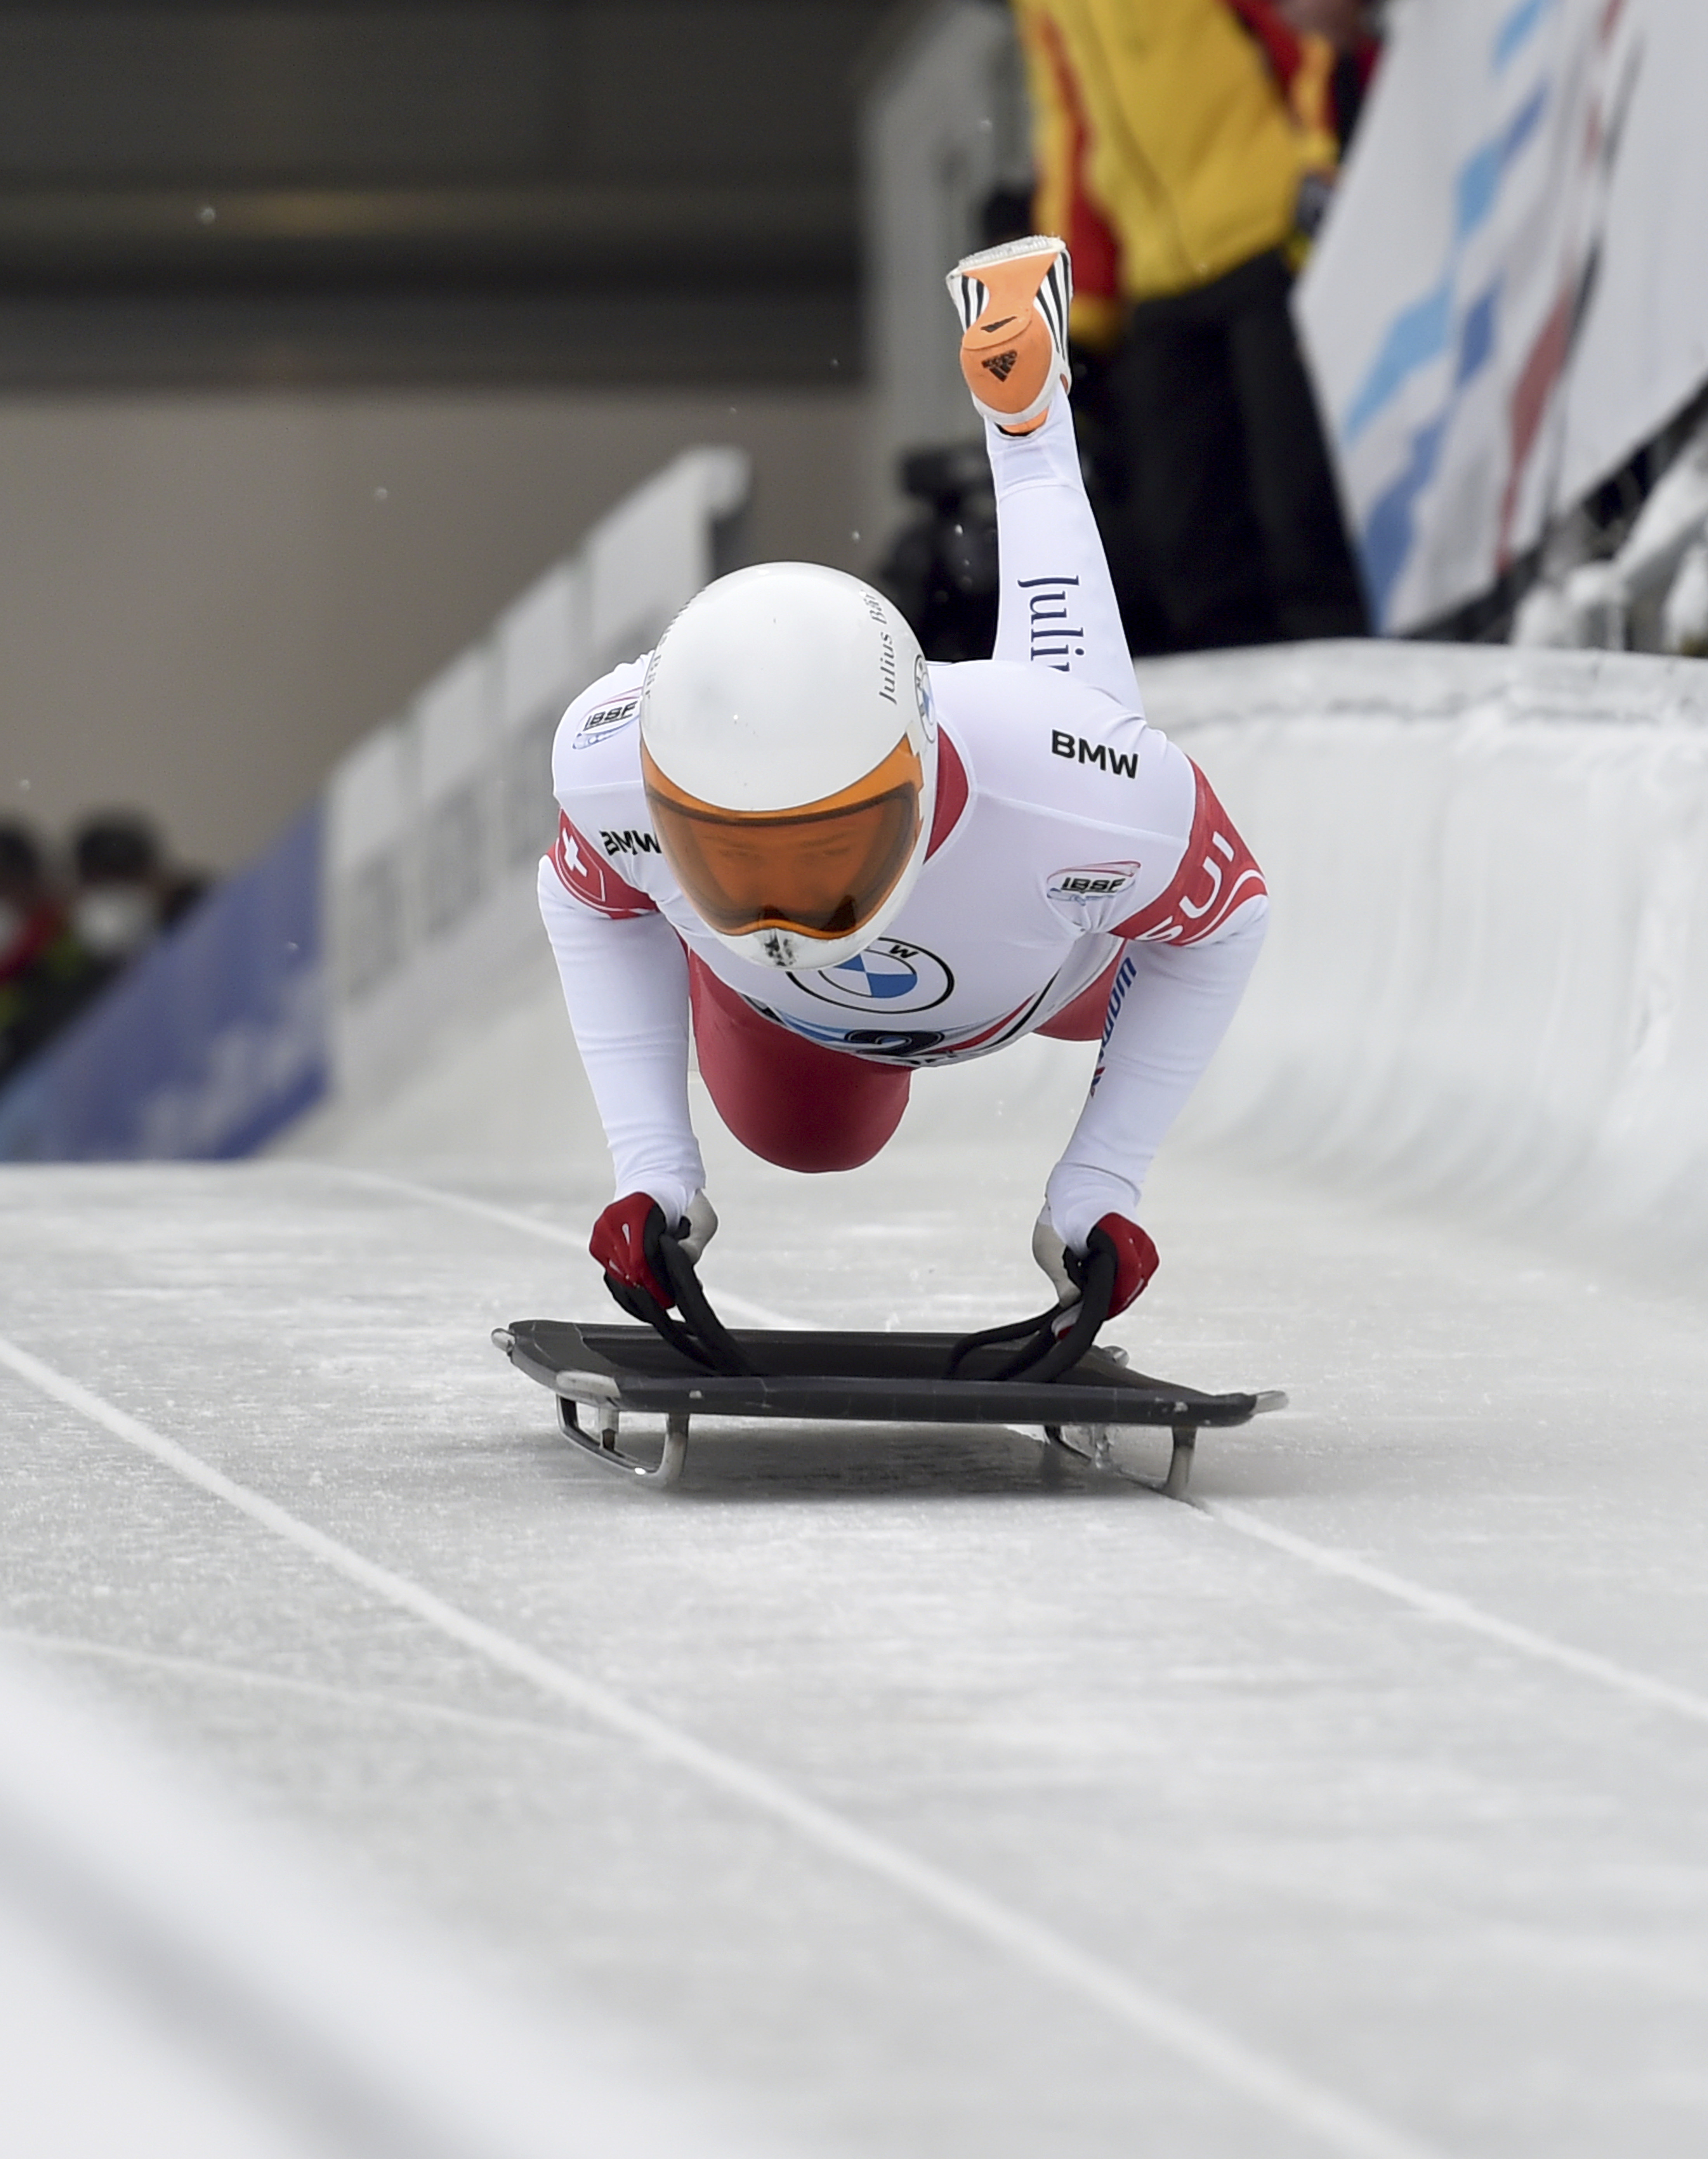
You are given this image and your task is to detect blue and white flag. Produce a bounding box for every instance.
[1297,0,1703,634]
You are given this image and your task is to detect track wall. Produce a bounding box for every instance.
[1147,642,1708,1262]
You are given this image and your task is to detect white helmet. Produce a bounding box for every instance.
[639,562,937,970]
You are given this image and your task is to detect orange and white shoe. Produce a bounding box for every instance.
[946,234,1072,436]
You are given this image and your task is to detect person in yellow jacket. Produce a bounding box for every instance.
[1012,0,1372,649]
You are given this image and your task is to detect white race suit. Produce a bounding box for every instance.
[538,395,1268,1251]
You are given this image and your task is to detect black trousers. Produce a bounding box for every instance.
[1099,249,1368,651]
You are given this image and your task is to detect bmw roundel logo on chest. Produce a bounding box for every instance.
[789,937,954,1012]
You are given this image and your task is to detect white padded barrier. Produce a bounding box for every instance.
[320,447,749,1124]
[496,557,589,881]
[415,643,499,941]
[1143,642,1708,1266]
[326,720,417,1010]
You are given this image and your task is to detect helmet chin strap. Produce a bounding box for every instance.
[755,926,809,969]
[746,923,887,971]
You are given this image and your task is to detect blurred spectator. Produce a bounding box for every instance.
[70,815,175,969]
[71,812,208,952]
[0,824,56,980]
[0,813,209,1090]
[1013,0,1373,651]
[0,822,92,1084]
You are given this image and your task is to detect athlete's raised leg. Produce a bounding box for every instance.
[947,236,1135,710]
[985,400,1135,707]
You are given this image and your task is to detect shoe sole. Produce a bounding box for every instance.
[948,236,1071,435]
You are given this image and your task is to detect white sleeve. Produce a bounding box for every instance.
[1043,909,1266,1249]
[537,857,706,1224]
[986,396,1137,711]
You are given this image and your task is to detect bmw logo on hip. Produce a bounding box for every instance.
[790,937,953,1013]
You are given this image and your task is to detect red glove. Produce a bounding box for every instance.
[590,1193,672,1307]
[1094,1214,1159,1316]
[590,1191,718,1309]
[1034,1208,1159,1317]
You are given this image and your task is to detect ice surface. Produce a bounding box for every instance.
[9,641,1708,2155]
[0,1651,743,2159]
[7,1123,1708,2156]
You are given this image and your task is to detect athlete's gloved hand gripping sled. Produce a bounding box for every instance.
[542,234,1267,1319]
[590,1191,717,1310]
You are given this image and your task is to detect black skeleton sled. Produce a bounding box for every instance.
[495,1211,1284,1493]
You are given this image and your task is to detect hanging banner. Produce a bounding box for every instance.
[1297,0,1706,634]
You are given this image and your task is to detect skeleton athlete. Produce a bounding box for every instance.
[541,236,1267,1321]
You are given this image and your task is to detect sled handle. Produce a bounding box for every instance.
[601,1206,756,1377]
[943,1226,1120,1384]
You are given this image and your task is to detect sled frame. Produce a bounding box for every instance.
[495,1321,1284,1497]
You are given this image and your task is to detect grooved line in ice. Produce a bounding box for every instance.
[1194,1503,1708,1729]
[313,1164,798,1328]
[323,1164,1708,1734]
[0,1328,1435,2159]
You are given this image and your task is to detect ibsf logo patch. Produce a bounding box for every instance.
[1046,862,1141,904]
[571,695,639,750]
[789,936,953,1013]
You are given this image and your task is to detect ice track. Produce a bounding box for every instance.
[7,1015,1708,2157]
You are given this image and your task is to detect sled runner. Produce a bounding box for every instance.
[494,1211,1284,1493]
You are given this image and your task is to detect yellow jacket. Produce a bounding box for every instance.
[1015,0,1331,331]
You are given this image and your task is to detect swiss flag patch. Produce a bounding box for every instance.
[1110,762,1265,946]
[552,812,656,919]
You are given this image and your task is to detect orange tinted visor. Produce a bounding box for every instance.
[642,734,923,941]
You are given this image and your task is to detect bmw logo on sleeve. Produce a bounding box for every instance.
[790,937,953,1012]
